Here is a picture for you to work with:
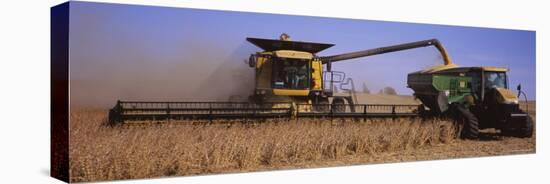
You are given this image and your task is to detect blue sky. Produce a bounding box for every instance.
[68,1,536,106]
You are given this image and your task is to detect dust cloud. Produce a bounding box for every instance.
[69,40,257,108]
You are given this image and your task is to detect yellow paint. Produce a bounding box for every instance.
[481,67,508,72]
[256,55,272,89]
[271,103,292,109]
[274,50,313,59]
[495,88,519,104]
[420,63,459,73]
[255,55,264,69]
[435,43,454,66]
[419,64,508,74]
[273,89,310,96]
[311,59,323,90]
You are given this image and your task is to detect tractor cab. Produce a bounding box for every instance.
[484,71,508,89]
[467,67,518,105]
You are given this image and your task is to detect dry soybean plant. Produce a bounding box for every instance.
[69,109,457,182]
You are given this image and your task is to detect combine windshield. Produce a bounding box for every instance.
[272,57,310,89]
[484,72,507,89]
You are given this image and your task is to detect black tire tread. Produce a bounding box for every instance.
[517,116,534,138]
[456,105,479,139]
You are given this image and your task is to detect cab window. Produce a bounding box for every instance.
[272,58,310,89]
[484,72,507,89]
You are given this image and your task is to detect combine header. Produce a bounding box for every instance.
[109,101,419,123]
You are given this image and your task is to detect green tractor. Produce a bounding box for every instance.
[408,66,534,139]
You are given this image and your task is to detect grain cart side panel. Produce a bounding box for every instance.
[432,75,473,104]
[408,73,472,113]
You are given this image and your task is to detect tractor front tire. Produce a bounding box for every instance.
[502,115,534,138]
[511,116,534,138]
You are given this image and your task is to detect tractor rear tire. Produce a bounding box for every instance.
[456,105,479,139]
[332,98,346,113]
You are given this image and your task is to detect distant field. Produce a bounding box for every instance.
[520,101,536,116]
[68,99,535,182]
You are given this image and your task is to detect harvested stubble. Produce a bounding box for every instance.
[69,109,456,182]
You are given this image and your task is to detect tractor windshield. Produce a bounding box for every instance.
[484,71,507,89]
[272,57,310,89]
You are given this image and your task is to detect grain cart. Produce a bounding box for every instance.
[408,66,533,138]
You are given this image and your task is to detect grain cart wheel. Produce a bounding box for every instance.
[455,105,479,139]
[332,98,346,113]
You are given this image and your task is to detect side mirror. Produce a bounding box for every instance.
[516,84,522,98]
[248,55,256,68]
